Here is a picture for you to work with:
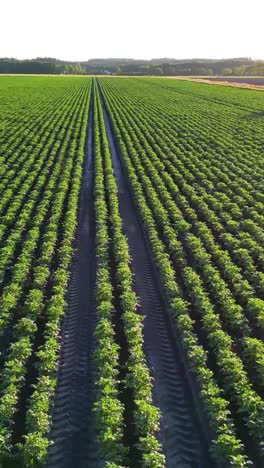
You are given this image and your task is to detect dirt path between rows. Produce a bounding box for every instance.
[98,83,213,468]
[47,95,101,468]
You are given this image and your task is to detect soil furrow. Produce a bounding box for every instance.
[98,84,213,468]
[47,97,101,468]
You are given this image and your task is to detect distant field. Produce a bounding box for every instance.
[206,76,264,86]
[0,76,263,467]
[185,76,264,90]
[161,75,264,90]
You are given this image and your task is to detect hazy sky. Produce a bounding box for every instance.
[1,0,263,61]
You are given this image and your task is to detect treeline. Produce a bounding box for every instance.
[87,57,264,76]
[0,58,86,75]
[0,57,264,75]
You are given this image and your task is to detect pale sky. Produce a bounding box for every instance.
[1,0,263,61]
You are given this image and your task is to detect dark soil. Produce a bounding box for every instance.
[47,96,101,468]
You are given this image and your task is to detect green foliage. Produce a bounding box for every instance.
[98,76,264,466]
[93,84,165,466]
[0,75,263,467]
[0,77,91,464]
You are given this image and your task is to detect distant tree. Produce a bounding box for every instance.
[233,65,246,76]
[221,68,233,75]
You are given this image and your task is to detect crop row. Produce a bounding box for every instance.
[99,80,264,329]
[99,80,264,330]
[99,77,264,466]
[0,85,82,216]
[0,77,91,465]
[113,79,264,216]
[0,84,90,350]
[104,80,264,250]
[93,82,164,467]
[0,75,262,467]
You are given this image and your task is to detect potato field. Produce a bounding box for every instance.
[0,76,263,467]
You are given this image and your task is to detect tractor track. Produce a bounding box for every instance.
[98,84,213,467]
[47,96,101,468]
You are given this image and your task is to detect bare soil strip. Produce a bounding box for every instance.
[205,77,264,85]
[98,84,213,468]
[170,77,264,91]
[47,97,101,468]
[192,79,264,91]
